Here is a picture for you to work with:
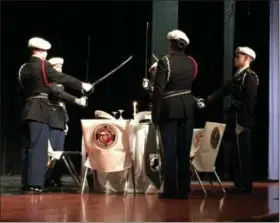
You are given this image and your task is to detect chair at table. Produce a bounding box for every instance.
[95,110,116,120]
[134,111,151,123]
[81,118,136,195]
[45,140,81,188]
[80,110,116,191]
[190,122,226,196]
[190,128,204,158]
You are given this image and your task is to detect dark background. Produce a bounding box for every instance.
[0,1,269,180]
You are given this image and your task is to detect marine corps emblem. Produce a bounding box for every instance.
[93,124,117,149]
[210,127,220,150]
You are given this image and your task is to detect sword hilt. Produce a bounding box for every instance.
[81,84,95,96]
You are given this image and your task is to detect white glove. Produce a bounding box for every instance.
[235,124,244,135]
[75,96,88,107]
[82,82,94,92]
[196,98,206,109]
[142,78,150,90]
[64,124,69,135]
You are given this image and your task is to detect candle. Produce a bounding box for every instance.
[133,101,137,115]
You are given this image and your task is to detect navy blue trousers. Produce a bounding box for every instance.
[159,118,193,196]
[229,127,253,190]
[49,128,65,151]
[21,121,49,188]
[46,128,65,181]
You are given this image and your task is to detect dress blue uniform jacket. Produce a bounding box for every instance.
[152,51,196,125]
[20,56,83,125]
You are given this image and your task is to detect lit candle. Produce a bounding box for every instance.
[133,101,137,114]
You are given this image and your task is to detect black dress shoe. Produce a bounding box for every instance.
[158,193,179,199]
[226,187,252,194]
[21,186,43,194]
[45,179,63,188]
[53,179,63,187]
[177,194,189,199]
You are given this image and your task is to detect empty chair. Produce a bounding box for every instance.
[46,140,81,188]
[190,122,226,196]
[190,128,204,158]
[95,110,116,120]
[134,111,152,123]
[81,119,136,195]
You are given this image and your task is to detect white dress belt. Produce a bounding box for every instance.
[163,90,191,99]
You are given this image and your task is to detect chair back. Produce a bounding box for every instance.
[81,119,132,172]
[192,122,226,172]
[190,129,204,158]
[47,140,64,160]
[134,111,151,123]
[94,110,116,120]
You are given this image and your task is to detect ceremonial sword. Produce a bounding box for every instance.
[82,55,133,96]
[152,54,159,61]
[144,22,149,80]
[93,55,133,86]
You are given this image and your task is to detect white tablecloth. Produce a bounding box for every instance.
[81,121,162,194]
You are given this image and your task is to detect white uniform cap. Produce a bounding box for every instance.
[236,46,256,60]
[149,62,158,72]
[48,57,64,65]
[28,37,51,51]
[167,30,190,45]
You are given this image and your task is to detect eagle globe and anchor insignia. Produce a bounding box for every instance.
[93,124,117,149]
[210,127,220,150]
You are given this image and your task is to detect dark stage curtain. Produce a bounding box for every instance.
[0,1,152,175]
[178,1,225,176]
[0,1,270,180]
[178,1,270,180]
[234,1,270,180]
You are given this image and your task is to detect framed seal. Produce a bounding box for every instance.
[210,127,220,150]
[93,124,117,149]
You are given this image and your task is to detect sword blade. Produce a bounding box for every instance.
[93,55,133,85]
[152,54,159,61]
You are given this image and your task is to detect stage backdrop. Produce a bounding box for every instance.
[0,1,152,175]
[179,1,270,180]
[0,1,270,180]
[230,1,270,180]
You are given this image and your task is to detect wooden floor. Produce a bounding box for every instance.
[1,182,279,222]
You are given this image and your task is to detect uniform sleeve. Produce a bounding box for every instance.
[152,59,168,124]
[49,83,77,104]
[206,80,232,104]
[45,61,83,91]
[240,73,259,127]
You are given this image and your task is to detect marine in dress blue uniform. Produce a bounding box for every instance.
[19,37,94,193]
[204,47,259,193]
[152,30,197,199]
[45,57,88,187]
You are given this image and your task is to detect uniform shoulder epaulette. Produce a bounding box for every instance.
[247,68,257,75]
[18,63,27,89]
[244,68,259,85]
